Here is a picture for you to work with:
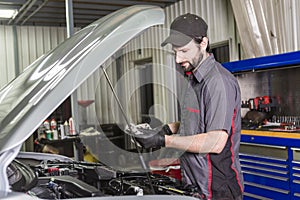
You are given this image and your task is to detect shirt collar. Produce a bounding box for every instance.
[192,54,215,82]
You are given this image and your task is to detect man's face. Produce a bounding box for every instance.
[172,40,203,73]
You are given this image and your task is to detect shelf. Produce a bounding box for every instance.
[242,129,300,139]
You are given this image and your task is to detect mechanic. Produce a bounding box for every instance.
[135,13,244,200]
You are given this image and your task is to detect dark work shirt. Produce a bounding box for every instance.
[179,54,244,199]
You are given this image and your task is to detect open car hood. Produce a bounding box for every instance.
[0,5,164,155]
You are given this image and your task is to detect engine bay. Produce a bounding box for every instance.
[8,157,204,199]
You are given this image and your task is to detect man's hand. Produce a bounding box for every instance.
[134,128,165,148]
[125,124,173,149]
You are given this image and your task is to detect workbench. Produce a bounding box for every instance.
[241,129,300,200]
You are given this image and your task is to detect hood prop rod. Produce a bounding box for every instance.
[100,65,155,194]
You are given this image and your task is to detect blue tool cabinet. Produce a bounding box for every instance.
[223,51,300,200]
[240,131,300,200]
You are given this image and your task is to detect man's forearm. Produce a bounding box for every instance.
[165,130,228,154]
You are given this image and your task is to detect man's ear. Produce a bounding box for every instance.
[200,37,208,49]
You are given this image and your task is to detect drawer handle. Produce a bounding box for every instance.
[240,153,287,162]
[240,142,287,149]
[243,170,288,181]
[293,180,300,184]
[292,167,300,171]
[243,192,273,200]
[292,173,300,178]
[242,164,288,175]
[294,192,300,197]
[240,158,287,168]
[245,181,289,194]
[291,147,300,151]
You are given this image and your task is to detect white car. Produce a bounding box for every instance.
[0,5,201,200]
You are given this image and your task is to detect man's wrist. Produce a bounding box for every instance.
[164,135,173,148]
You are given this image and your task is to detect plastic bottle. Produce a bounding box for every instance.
[69,117,75,135]
[60,123,65,139]
[64,120,70,136]
[50,118,57,130]
[52,129,58,140]
[50,118,58,140]
[43,120,50,130]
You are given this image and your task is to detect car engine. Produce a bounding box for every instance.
[7,158,204,199]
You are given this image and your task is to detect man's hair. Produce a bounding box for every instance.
[193,37,210,52]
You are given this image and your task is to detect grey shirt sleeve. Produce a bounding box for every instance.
[203,73,237,135]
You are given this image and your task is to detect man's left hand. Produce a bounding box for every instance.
[134,127,166,149]
[125,124,172,149]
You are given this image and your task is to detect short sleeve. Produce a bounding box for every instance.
[203,74,237,134]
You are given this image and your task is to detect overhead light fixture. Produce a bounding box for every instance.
[0,9,18,19]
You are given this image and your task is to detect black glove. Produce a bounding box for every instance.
[134,124,173,149]
[161,124,173,135]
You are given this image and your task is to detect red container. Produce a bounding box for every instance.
[149,158,181,180]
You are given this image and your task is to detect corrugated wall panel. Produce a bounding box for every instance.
[79,57,122,126]
[76,0,236,129]
[154,0,234,123]
[296,0,300,50]
[0,25,79,89]
[50,27,58,50]
[42,27,52,53]
[5,27,16,83]
[0,26,15,88]
[35,27,45,57]
[1,0,299,131]
[28,26,37,63]
[1,0,235,131]
[57,27,67,44]
[17,27,30,72]
[161,0,235,64]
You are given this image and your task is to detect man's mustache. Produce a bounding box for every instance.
[180,62,195,72]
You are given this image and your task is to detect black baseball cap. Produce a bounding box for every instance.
[161,13,208,47]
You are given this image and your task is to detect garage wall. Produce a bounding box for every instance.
[1,0,299,129]
[0,26,15,88]
[76,0,237,128]
[0,0,237,129]
[130,0,236,123]
[16,26,68,72]
[0,25,74,89]
[164,0,237,59]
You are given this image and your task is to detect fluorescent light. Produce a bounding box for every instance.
[0,9,18,19]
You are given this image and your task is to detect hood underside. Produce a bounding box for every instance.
[0,5,165,154]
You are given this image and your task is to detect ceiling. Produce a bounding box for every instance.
[0,0,179,27]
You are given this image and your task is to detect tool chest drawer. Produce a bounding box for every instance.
[240,131,300,199]
[239,142,290,200]
[291,148,300,199]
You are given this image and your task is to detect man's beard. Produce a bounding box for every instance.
[183,63,195,73]
[183,53,203,73]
